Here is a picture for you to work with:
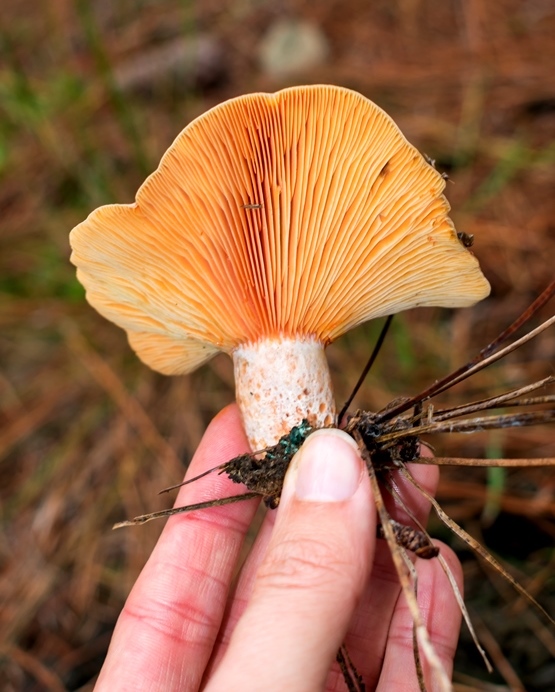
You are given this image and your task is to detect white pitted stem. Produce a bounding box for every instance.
[233,337,336,451]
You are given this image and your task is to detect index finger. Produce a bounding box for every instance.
[95,404,258,692]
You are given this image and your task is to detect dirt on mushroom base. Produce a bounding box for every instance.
[1,0,555,690]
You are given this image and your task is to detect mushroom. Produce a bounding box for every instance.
[69,85,490,451]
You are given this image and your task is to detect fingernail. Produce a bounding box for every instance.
[291,429,362,502]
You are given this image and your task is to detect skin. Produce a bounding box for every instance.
[95,404,462,691]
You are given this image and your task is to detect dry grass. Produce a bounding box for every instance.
[1,1,554,689]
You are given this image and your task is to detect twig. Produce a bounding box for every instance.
[338,315,393,422]
[385,478,492,672]
[378,410,555,443]
[415,456,555,467]
[354,430,453,692]
[376,279,555,422]
[400,468,555,626]
[431,376,555,422]
[113,492,261,528]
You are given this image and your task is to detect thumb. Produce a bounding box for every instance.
[206,429,376,691]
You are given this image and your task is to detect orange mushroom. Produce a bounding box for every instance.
[70,85,490,450]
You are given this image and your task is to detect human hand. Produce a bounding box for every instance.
[95,404,462,691]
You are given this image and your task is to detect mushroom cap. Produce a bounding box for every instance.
[70,85,490,375]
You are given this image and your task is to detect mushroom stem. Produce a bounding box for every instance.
[233,337,336,450]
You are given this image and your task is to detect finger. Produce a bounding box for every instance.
[211,445,441,689]
[377,542,463,691]
[96,404,257,692]
[325,448,440,689]
[206,497,277,672]
[204,429,376,692]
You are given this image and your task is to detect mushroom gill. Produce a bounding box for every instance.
[70,85,490,448]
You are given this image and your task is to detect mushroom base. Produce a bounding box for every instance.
[233,337,336,451]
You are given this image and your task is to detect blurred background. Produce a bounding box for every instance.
[1,1,554,690]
